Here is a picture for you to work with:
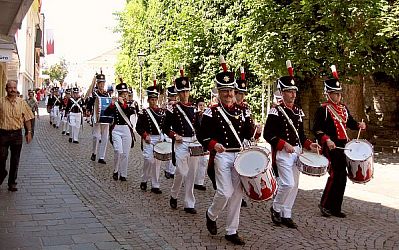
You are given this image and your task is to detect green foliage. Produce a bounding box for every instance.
[42,59,69,84]
[116,0,399,117]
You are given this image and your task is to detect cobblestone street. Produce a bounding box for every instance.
[1,109,398,249]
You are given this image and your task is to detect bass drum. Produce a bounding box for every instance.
[345,139,374,184]
[93,97,114,124]
[234,147,277,202]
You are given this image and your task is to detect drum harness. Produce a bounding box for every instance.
[325,104,349,141]
[114,102,136,143]
[276,106,302,149]
[69,98,84,127]
[216,106,243,150]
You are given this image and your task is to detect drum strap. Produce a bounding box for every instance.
[325,105,349,140]
[216,107,243,148]
[277,106,302,148]
[70,98,83,113]
[176,104,196,133]
[115,102,134,130]
[146,108,162,135]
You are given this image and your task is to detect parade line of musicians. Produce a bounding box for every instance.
[44,57,367,246]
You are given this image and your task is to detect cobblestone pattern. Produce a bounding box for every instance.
[1,109,399,249]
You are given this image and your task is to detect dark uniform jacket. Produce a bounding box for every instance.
[136,107,165,138]
[263,103,312,175]
[47,95,62,108]
[199,103,255,151]
[86,91,110,114]
[162,102,199,138]
[66,97,84,113]
[313,101,358,149]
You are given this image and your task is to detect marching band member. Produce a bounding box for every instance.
[87,72,110,164]
[136,76,166,194]
[313,65,366,218]
[200,56,261,245]
[162,66,200,214]
[47,87,62,127]
[263,60,319,229]
[163,85,177,179]
[104,80,136,181]
[45,88,54,125]
[193,97,208,191]
[60,89,71,136]
[66,87,84,144]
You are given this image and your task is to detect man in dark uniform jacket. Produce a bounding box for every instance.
[136,79,166,194]
[66,87,84,143]
[263,60,319,229]
[200,56,261,245]
[104,80,136,181]
[60,89,71,135]
[48,87,62,128]
[313,65,366,218]
[86,72,111,164]
[162,66,200,215]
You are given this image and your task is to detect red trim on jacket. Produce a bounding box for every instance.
[276,139,286,151]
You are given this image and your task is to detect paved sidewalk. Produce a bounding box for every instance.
[1,108,399,249]
[0,135,123,250]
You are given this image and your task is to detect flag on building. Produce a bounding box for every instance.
[46,29,54,55]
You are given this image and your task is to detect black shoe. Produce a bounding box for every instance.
[140,182,147,191]
[225,233,245,245]
[194,184,206,191]
[170,174,174,179]
[99,140,102,143]
[50,121,52,125]
[120,177,127,182]
[151,188,162,194]
[164,171,171,179]
[331,211,347,218]
[170,197,177,209]
[66,132,70,136]
[90,153,96,161]
[184,208,197,214]
[206,211,217,235]
[68,138,72,143]
[73,141,79,144]
[8,184,18,192]
[241,199,248,207]
[281,218,298,229]
[270,207,281,225]
[53,124,56,128]
[112,172,119,181]
[98,159,106,164]
[318,204,331,217]
[56,126,59,129]
[61,131,65,135]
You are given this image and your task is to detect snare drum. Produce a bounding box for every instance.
[297,152,329,176]
[344,139,374,184]
[93,97,114,124]
[189,142,205,156]
[153,142,172,161]
[234,147,277,201]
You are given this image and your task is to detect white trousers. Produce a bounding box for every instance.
[92,123,110,160]
[272,146,301,218]
[61,111,69,133]
[207,152,243,235]
[163,160,176,175]
[194,154,209,185]
[112,125,132,178]
[170,137,199,208]
[51,106,60,126]
[68,113,82,142]
[142,135,163,188]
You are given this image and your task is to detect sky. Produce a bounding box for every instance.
[41,0,126,63]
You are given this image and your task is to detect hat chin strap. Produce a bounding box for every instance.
[326,93,339,105]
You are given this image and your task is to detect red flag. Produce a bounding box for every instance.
[46,29,54,55]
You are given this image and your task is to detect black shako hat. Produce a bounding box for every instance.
[175,65,191,92]
[277,60,298,92]
[116,78,129,93]
[235,66,248,93]
[215,55,235,90]
[147,74,159,98]
[324,65,342,93]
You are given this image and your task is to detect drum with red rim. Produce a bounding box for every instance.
[344,139,374,184]
[234,147,277,201]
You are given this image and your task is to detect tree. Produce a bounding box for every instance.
[42,59,69,85]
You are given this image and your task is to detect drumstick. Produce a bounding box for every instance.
[295,152,312,162]
[335,146,352,151]
[357,119,364,140]
[225,147,243,152]
[316,140,320,155]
